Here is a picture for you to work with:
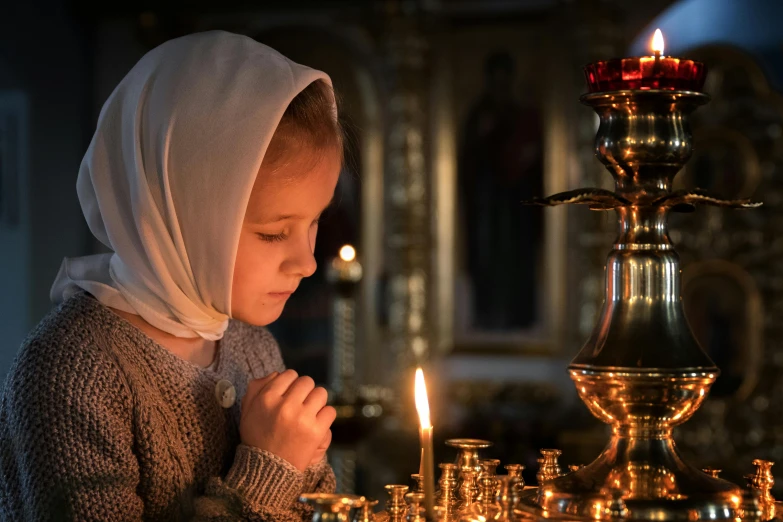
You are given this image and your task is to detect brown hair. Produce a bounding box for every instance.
[263,79,344,170]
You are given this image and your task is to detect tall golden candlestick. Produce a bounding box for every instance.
[414,368,435,519]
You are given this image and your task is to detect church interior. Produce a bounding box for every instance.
[2,0,783,519]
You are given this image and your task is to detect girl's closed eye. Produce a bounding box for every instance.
[257,231,288,243]
[256,217,320,243]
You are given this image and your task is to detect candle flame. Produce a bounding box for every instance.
[414,367,431,429]
[339,244,356,262]
[652,28,664,55]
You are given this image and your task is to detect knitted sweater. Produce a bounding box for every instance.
[0,291,335,521]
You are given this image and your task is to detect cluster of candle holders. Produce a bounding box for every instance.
[307,41,781,522]
[302,440,780,521]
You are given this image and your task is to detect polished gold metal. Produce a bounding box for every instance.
[380,485,409,522]
[749,460,776,520]
[300,493,364,522]
[457,470,479,514]
[505,464,525,487]
[460,476,522,522]
[703,468,722,479]
[536,449,562,484]
[405,492,427,522]
[601,488,629,519]
[447,439,493,474]
[737,489,764,521]
[437,463,459,521]
[480,459,501,478]
[505,464,526,498]
[354,498,380,522]
[383,6,432,379]
[515,87,759,520]
[477,459,501,502]
[463,476,501,521]
[569,465,584,473]
[412,474,425,494]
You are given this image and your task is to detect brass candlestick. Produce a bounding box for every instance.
[411,473,425,494]
[459,476,521,522]
[300,493,364,522]
[504,464,525,497]
[446,439,492,475]
[436,463,459,520]
[405,492,427,522]
[382,485,409,522]
[535,449,562,485]
[474,475,500,518]
[703,467,722,479]
[456,469,479,514]
[517,62,761,519]
[749,460,776,520]
[354,498,380,522]
[477,459,500,502]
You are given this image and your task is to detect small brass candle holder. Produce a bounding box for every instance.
[381,485,409,522]
[456,469,479,514]
[353,498,380,522]
[436,463,459,520]
[405,492,427,522]
[300,493,364,522]
[446,439,492,475]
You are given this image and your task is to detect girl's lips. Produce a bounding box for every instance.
[268,291,293,299]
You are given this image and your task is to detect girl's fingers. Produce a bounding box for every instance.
[242,371,279,414]
[315,405,337,430]
[265,369,300,396]
[283,376,316,404]
[303,387,329,414]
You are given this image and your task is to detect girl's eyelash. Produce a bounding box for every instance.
[257,218,320,243]
[257,232,288,243]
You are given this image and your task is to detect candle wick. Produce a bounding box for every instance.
[653,51,662,76]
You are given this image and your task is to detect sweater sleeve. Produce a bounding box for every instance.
[193,448,336,521]
[0,341,145,521]
[0,338,332,522]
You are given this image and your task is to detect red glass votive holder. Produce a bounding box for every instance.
[584,56,706,92]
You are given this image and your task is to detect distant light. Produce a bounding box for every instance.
[339,245,356,262]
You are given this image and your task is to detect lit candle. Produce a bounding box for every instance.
[584,28,706,92]
[415,368,435,519]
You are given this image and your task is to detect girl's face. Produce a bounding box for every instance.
[231,147,341,326]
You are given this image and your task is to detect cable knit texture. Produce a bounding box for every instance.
[0,291,335,521]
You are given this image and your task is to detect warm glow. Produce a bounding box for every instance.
[414,368,431,429]
[339,244,356,262]
[652,28,664,55]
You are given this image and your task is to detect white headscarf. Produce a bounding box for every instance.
[50,31,332,340]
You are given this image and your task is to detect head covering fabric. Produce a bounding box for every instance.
[50,31,332,340]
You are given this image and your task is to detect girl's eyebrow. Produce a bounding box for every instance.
[255,195,336,224]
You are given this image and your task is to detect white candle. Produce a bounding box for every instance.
[415,368,435,519]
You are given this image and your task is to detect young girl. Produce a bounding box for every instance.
[0,31,343,521]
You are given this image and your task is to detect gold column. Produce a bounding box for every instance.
[382,1,432,385]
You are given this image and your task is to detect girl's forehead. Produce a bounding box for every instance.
[244,148,341,223]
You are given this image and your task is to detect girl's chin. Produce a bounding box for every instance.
[233,301,286,327]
